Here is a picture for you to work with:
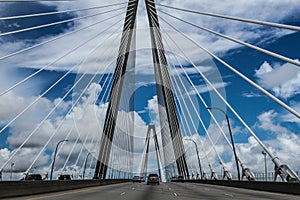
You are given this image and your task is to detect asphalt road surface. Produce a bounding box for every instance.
[6,182,300,200]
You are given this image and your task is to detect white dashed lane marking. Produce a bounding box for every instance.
[224,193,234,197]
[120,192,126,196]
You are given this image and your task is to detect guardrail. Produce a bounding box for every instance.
[0,179,130,198]
[171,179,300,195]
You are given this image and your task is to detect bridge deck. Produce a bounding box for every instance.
[5,182,300,200]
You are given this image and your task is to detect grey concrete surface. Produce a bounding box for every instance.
[5,182,300,200]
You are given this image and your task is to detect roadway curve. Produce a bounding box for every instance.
[6,182,300,200]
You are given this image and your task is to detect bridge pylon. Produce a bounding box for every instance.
[93,0,189,180]
[140,125,163,180]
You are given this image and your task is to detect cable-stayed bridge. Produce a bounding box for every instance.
[0,0,300,199]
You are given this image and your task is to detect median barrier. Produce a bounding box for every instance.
[0,179,130,198]
[171,179,300,195]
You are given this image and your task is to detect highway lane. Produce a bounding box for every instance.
[5,182,300,200]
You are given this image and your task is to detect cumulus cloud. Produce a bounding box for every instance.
[0,83,161,179]
[157,0,298,51]
[236,111,300,174]
[255,61,300,99]
[255,110,289,134]
[0,83,101,174]
[1,0,298,75]
[252,110,300,170]
[0,91,57,149]
[182,109,300,178]
[180,118,244,176]
[281,101,300,124]
[146,95,159,124]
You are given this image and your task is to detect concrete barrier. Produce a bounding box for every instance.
[0,179,130,198]
[171,179,300,195]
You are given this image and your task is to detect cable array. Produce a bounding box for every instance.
[155,2,299,181]
[0,1,130,180]
[0,0,299,182]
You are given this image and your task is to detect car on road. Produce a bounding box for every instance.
[177,175,184,181]
[58,174,72,180]
[147,173,159,185]
[132,176,144,183]
[20,173,43,181]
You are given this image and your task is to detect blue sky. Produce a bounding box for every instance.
[0,0,299,180]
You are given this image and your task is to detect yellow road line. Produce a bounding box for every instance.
[27,183,129,200]
[27,186,99,200]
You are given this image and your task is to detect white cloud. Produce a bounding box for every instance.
[157,0,297,50]
[0,84,163,179]
[242,91,262,98]
[182,109,300,177]
[169,66,212,76]
[255,61,273,76]
[0,83,103,174]
[146,95,159,124]
[190,81,230,94]
[281,101,300,124]
[1,0,298,76]
[250,110,300,171]
[255,110,290,134]
[1,81,299,180]
[0,91,54,128]
[0,147,50,176]
[255,61,300,99]
[0,148,10,161]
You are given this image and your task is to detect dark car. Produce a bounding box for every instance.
[20,174,42,181]
[147,173,159,185]
[177,175,184,181]
[58,174,72,180]
[132,176,143,183]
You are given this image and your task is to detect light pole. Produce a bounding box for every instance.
[185,138,203,180]
[10,162,14,181]
[206,107,241,181]
[262,150,267,181]
[220,161,223,177]
[44,172,48,180]
[50,139,68,180]
[33,166,37,173]
[83,152,94,180]
[73,169,77,180]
